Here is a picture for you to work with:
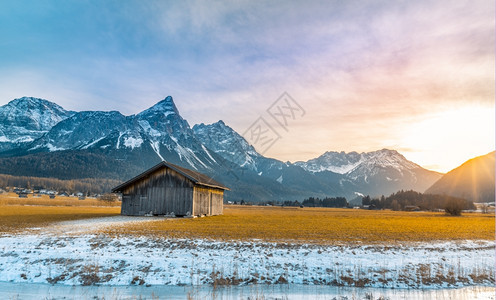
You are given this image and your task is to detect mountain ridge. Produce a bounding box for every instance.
[0,96,445,201]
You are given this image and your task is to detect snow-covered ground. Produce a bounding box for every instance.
[28,215,159,235]
[0,216,494,289]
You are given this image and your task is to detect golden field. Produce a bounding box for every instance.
[0,193,120,233]
[103,205,495,244]
[0,193,493,244]
[0,192,121,207]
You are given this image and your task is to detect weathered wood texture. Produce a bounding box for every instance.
[121,167,194,216]
[192,187,224,216]
[119,165,224,217]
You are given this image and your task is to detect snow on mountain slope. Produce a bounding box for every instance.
[0,97,73,151]
[21,96,219,172]
[29,111,131,151]
[295,151,362,174]
[135,96,217,169]
[193,120,344,197]
[345,149,423,180]
[0,95,444,201]
[193,121,260,170]
[297,149,425,177]
[136,96,188,139]
[300,149,442,197]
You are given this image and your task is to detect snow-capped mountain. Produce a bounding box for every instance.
[134,97,217,169]
[29,111,130,152]
[23,96,220,173]
[0,96,443,202]
[0,97,73,152]
[193,121,261,170]
[193,120,346,197]
[344,149,425,180]
[297,149,442,197]
[297,149,426,177]
[295,151,363,174]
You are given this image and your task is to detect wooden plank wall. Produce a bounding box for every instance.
[193,186,224,216]
[210,190,224,215]
[121,168,194,216]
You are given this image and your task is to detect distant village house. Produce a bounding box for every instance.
[112,161,228,217]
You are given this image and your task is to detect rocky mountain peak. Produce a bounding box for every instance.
[9,96,64,110]
[0,97,73,150]
[296,149,423,175]
[194,120,232,135]
[3,97,70,123]
[193,120,261,170]
[360,149,420,171]
[139,96,179,116]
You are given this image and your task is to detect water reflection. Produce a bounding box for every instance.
[1,283,494,300]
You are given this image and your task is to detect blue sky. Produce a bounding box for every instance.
[0,0,494,172]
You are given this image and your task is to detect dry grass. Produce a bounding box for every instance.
[102,206,495,244]
[0,192,120,207]
[0,193,120,233]
[1,197,493,244]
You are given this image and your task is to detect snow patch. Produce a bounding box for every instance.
[81,136,105,149]
[47,143,65,152]
[186,147,207,169]
[123,137,143,149]
[14,136,35,143]
[138,120,162,137]
[162,111,174,118]
[150,141,164,161]
[201,144,216,163]
[307,161,363,174]
[116,132,124,149]
[0,228,492,288]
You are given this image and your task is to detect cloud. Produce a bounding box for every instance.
[0,0,493,172]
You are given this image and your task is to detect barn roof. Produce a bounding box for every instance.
[111,161,229,193]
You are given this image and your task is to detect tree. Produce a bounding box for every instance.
[444,198,465,216]
[391,199,400,211]
[362,195,371,206]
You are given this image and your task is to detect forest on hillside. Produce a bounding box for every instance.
[0,174,121,194]
[361,190,475,212]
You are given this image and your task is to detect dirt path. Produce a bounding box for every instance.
[27,215,163,236]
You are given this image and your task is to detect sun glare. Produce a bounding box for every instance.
[401,105,495,173]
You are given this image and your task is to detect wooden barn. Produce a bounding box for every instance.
[112,161,228,217]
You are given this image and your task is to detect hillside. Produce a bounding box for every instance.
[425,151,495,203]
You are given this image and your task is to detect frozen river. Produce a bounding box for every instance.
[1,282,494,299]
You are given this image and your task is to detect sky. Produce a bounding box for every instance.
[0,0,494,173]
